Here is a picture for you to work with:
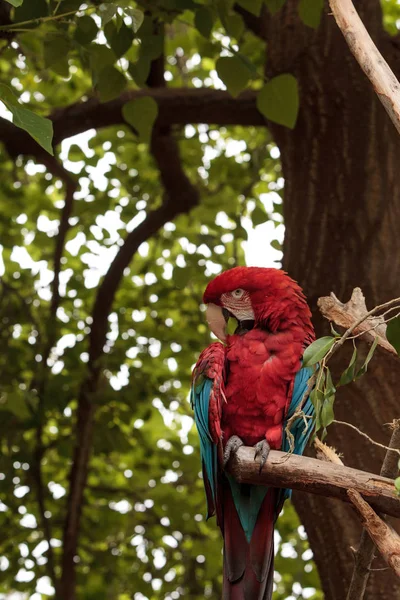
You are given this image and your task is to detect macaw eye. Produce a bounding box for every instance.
[232,288,244,298]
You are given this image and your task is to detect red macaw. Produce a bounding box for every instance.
[191,267,315,600]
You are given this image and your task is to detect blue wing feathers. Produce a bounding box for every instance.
[279,366,315,506]
[191,378,218,517]
[282,365,315,455]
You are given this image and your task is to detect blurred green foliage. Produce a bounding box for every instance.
[2,0,397,598]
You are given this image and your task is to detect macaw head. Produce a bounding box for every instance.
[203,266,313,342]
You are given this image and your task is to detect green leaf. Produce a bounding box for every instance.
[224,13,244,40]
[265,0,286,15]
[257,74,299,129]
[5,0,24,6]
[387,315,400,355]
[216,55,252,98]
[270,239,281,251]
[338,345,357,386]
[355,336,378,379]
[226,317,237,335]
[302,336,335,368]
[321,395,335,429]
[195,7,214,38]
[310,371,325,434]
[68,143,86,162]
[14,0,47,24]
[324,368,336,400]
[99,2,117,26]
[43,36,70,75]
[90,44,116,74]
[299,0,323,29]
[0,84,53,155]
[122,97,158,142]
[104,20,134,58]
[236,0,263,16]
[74,16,98,45]
[124,7,144,33]
[96,66,126,102]
[128,56,151,88]
[395,478,400,494]
[251,206,268,226]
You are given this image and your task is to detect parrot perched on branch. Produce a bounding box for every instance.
[191,267,315,600]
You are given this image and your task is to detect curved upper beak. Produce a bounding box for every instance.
[206,303,228,342]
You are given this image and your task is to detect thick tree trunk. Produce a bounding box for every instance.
[266,1,400,598]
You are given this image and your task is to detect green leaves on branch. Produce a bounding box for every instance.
[0,84,53,155]
[311,367,336,438]
[122,97,158,142]
[257,74,299,129]
[4,0,23,6]
[308,335,379,440]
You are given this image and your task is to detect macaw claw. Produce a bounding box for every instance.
[223,435,244,468]
[254,439,271,474]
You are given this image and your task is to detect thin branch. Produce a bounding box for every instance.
[329,0,400,134]
[347,420,400,599]
[333,420,400,457]
[227,447,400,519]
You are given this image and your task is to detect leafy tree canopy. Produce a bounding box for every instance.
[0,0,399,598]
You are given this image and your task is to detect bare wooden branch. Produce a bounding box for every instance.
[348,490,400,578]
[329,0,400,135]
[227,447,400,518]
[347,420,400,599]
[318,288,397,355]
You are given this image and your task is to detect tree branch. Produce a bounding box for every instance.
[329,0,400,134]
[346,420,400,599]
[51,89,262,145]
[227,447,400,519]
[0,89,262,160]
[347,490,400,578]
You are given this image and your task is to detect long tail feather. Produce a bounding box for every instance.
[222,480,276,600]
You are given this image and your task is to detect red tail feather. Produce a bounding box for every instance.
[222,481,276,600]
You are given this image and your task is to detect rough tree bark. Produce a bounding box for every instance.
[261,1,400,598]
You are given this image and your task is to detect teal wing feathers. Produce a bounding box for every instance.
[278,365,315,509]
[191,342,226,519]
[282,365,315,455]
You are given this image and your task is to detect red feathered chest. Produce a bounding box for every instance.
[221,328,304,449]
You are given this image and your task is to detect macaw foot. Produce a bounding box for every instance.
[223,435,244,468]
[254,439,271,474]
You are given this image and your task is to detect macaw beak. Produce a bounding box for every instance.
[206,303,228,342]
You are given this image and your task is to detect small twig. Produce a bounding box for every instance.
[0,9,92,30]
[333,420,400,456]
